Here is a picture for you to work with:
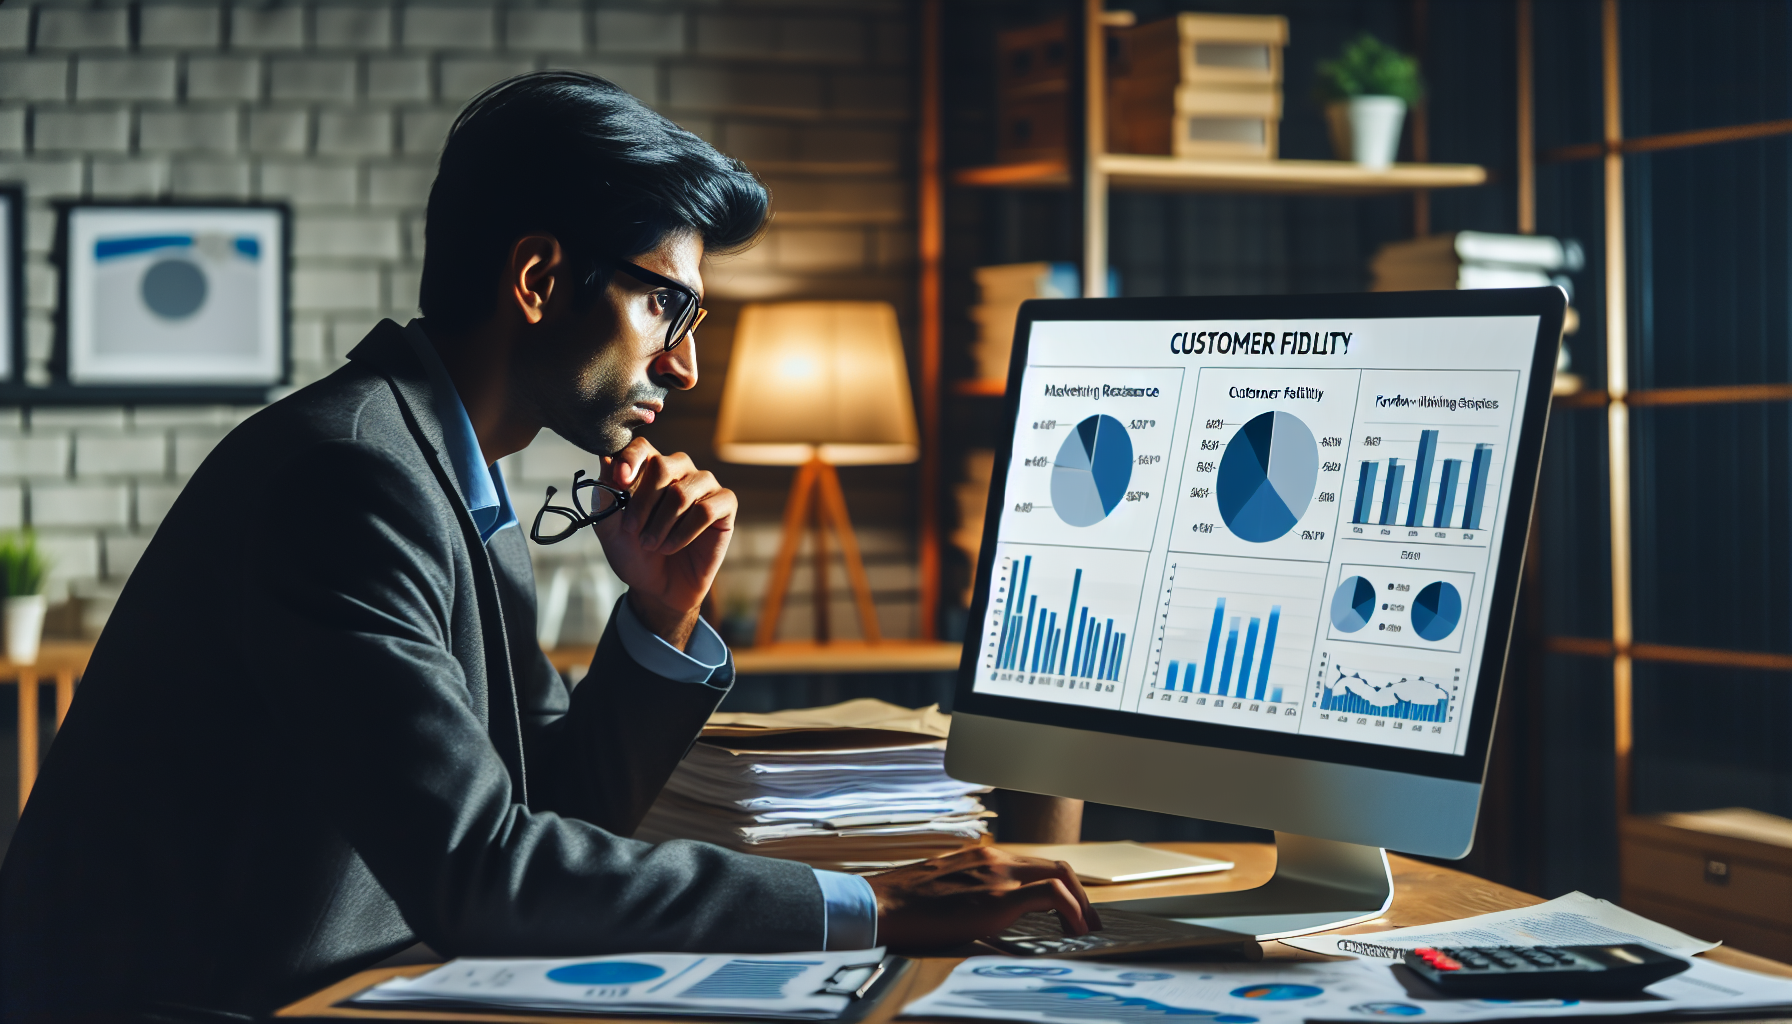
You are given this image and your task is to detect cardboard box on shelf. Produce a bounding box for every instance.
[1108,13,1288,159]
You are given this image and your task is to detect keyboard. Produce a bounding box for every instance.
[982,909,1261,961]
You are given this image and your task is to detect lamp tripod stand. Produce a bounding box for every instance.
[755,457,882,647]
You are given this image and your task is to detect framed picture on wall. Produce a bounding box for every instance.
[58,203,289,395]
[0,186,22,386]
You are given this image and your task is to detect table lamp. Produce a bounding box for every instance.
[715,301,919,647]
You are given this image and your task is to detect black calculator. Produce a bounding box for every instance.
[1403,943,1690,998]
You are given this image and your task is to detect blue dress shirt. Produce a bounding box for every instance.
[399,320,878,950]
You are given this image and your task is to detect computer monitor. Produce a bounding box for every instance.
[945,288,1565,938]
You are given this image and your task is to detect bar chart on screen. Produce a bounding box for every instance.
[1306,649,1464,751]
[1343,370,1520,549]
[977,543,1149,709]
[1137,553,1326,731]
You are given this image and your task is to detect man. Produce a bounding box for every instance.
[0,73,1095,1022]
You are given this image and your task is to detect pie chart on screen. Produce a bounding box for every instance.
[1412,581,1463,641]
[1051,414,1133,527]
[1330,575,1376,632]
[1216,411,1319,542]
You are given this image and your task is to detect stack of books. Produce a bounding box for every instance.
[1371,231,1585,389]
[635,700,993,873]
[1370,231,1584,294]
[970,262,1080,383]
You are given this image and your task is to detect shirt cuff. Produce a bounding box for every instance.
[814,869,879,951]
[612,596,729,689]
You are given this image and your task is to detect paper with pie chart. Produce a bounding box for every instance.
[1170,368,1361,560]
[1325,562,1477,653]
[996,365,1185,551]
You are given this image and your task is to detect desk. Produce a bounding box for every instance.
[5,641,93,813]
[277,841,1792,1021]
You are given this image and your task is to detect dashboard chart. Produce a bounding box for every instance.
[1051,414,1134,527]
[1411,581,1463,642]
[1137,554,1323,732]
[996,366,1185,552]
[971,317,1536,756]
[1329,575,1377,633]
[1343,369,1518,548]
[979,543,1148,709]
[1310,649,1464,752]
[1171,367,1360,561]
[1216,411,1318,542]
[1325,563,1476,653]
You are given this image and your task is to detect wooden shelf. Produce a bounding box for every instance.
[953,378,1006,397]
[953,155,1488,195]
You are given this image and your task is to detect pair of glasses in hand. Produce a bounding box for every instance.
[530,470,629,545]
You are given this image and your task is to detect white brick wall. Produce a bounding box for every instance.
[0,0,914,634]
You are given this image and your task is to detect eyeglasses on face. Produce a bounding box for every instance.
[613,260,708,353]
[530,469,630,545]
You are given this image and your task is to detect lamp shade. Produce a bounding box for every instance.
[714,301,920,466]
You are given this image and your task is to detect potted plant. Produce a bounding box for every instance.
[0,532,50,665]
[1316,33,1424,170]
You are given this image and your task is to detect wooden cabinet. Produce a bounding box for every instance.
[1622,809,1792,962]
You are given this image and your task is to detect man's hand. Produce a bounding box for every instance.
[867,846,1101,950]
[594,437,736,649]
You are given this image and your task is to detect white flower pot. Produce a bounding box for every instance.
[5,594,45,665]
[1347,95,1407,170]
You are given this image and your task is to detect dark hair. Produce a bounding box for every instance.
[419,71,768,329]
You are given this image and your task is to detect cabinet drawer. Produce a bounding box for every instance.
[1623,839,1792,925]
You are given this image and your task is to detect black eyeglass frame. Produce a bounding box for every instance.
[613,260,707,353]
[530,469,630,545]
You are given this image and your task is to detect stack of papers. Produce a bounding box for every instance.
[347,949,886,1019]
[899,953,1792,1024]
[635,700,992,872]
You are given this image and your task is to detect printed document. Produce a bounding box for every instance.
[346,949,886,1019]
[1282,891,1718,959]
[898,954,1792,1024]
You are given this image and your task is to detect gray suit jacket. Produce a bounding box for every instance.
[0,321,823,1023]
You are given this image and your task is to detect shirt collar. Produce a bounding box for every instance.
[400,319,518,543]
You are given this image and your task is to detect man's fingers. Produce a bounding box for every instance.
[619,452,697,534]
[603,437,660,488]
[1002,878,1091,935]
[655,488,737,554]
[639,470,719,548]
[1053,860,1100,931]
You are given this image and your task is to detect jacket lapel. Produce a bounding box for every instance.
[347,320,530,802]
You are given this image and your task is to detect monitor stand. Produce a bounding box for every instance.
[1101,832,1394,941]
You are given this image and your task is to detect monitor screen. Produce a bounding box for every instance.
[959,291,1560,782]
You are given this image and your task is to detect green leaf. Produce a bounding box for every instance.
[1313,33,1424,105]
[0,531,50,597]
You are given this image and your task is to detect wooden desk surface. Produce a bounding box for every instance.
[278,842,1792,1022]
